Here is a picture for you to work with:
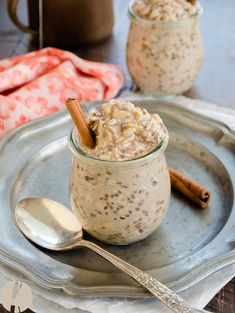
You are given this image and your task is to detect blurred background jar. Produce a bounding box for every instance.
[126,0,204,96]
[7,0,114,47]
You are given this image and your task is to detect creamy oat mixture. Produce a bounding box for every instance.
[132,0,196,22]
[70,99,170,244]
[81,99,167,160]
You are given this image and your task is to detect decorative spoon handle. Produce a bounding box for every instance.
[78,239,211,313]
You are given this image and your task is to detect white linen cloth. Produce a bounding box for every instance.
[0,93,234,313]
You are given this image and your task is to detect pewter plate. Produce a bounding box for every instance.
[0,100,235,298]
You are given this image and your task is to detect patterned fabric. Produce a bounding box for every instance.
[0,47,124,139]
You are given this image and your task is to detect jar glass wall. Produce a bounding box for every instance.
[69,128,171,245]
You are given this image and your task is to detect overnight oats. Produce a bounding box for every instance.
[126,0,204,95]
[69,100,171,244]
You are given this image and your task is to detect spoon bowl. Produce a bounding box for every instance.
[15,197,212,313]
[16,198,83,250]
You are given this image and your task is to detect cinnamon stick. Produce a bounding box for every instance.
[187,0,197,5]
[65,98,95,148]
[169,167,210,208]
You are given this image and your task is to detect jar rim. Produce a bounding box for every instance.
[69,127,168,164]
[128,0,203,26]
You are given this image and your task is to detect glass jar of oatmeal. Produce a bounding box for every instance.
[69,128,170,245]
[126,1,204,96]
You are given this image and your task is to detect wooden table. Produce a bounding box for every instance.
[0,0,234,312]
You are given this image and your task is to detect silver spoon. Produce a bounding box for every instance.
[15,198,211,313]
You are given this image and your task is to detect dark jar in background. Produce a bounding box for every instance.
[8,0,114,47]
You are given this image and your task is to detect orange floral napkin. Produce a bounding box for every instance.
[0,47,124,139]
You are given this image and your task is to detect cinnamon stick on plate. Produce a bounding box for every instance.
[65,98,210,208]
[169,167,211,208]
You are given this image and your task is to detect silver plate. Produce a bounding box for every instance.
[0,100,235,298]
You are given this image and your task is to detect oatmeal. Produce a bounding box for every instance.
[132,0,196,22]
[69,100,171,244]
[82,99,167,160]
[126,0,203,95]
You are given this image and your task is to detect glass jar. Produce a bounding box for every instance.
[126,1,204,96]
[69,128,171,245]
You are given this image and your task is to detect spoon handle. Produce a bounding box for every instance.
[78,239,209,313]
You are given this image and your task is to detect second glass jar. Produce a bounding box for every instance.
[126,1,204,96]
